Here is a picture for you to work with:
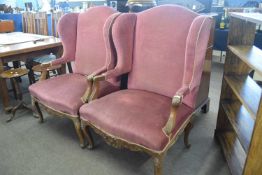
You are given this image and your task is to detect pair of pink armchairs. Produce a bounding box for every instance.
[29,5,212,175]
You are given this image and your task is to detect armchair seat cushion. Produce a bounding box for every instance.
[80,89,193,151]
[29,73,119,116]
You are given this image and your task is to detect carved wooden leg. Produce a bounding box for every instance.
[10,79,18,100]
[6,101,23,122]
[32,98,44,123]
[72,118,86,148]
[153,155,164,175]
[81,122,94,149]
[201,98,210,113]
[184,121,193,149]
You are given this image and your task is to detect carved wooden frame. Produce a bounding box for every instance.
[31,89,93,148]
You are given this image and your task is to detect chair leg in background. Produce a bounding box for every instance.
[201,98,210,113]
[32,98,44,123]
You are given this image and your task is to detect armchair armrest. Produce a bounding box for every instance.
[34,61,62,81]
[87,74,106,102]
[163,86,190,137]
[81,73,107,103]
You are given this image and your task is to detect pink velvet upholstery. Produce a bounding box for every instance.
[80,90,193,151]
[52,13,79,66]
[128,6,198,99]
[29,74,87,116]
[74,7,116,75]
[29,74,119,116]
[182,16,213,108]
[94,13,137,86]
[52,6,116,73]
[104,14,136,82]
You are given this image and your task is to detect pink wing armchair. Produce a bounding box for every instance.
[29,6,121,148]
[79,5,213,175]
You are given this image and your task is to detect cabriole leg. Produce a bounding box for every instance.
[81,121,94,149]
[73,119,86,148]
[184,121,193,149]
[32,98,44,123]
[153,155,164,175]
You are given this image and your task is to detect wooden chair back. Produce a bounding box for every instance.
[22,12,48,35]
[22,12,35,33]
[52,11,64,37]
[34,12,48,35]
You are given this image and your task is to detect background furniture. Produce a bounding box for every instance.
[0,19,14,33]
[0,14,22,32]
[22,12,35,34]
[34,12,48,35]
[0,32,63,112]
[0,68,31,122]
[52,11,63,38]
[215,12,262,175]
[22,12,58,84]
[0,13,53,34]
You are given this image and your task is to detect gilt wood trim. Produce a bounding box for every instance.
[32,96,78,120]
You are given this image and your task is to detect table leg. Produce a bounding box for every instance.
[0,60,11,112]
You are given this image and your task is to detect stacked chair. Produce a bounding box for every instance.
[29,5,212,175]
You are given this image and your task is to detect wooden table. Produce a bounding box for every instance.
[0,32,63,112]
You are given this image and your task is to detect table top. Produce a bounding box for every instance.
[0,68,29,79]
[0,32,62,57]
[230,12,262,25]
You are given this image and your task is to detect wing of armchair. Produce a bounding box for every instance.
[38,13,79,80]
[81,13,137,102]
[164,15,213,138]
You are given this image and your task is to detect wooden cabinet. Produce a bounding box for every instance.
[0,20,14,33]
[215,13,262,175]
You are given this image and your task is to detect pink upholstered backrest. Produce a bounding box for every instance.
[52,13,79,65]
[53,7,116,70]
[74,7,116,75]
[128,5,198,97]
[127,5,212,108]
